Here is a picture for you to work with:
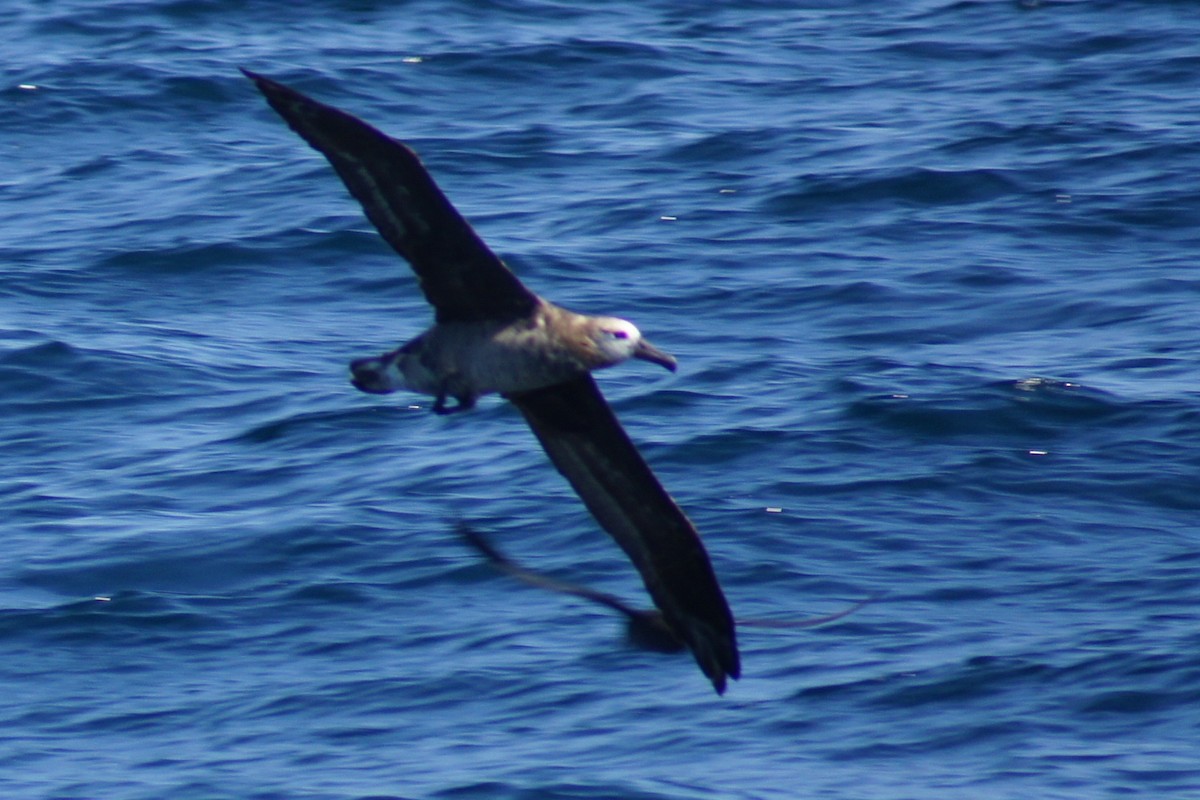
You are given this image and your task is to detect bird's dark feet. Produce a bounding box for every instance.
[433,391,476,415]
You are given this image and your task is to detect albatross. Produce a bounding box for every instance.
[243,69,739,694]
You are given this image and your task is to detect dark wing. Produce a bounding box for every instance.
[242,69,538,324]
[508,374,740,694]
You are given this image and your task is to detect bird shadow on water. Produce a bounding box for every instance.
[453,519,877,660]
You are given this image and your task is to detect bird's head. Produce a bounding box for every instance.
[589,317,677,372]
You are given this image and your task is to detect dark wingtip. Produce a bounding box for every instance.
[239,67,268,87]
[240,68,290,101]
[240,68,281,105]
[680,618,740,695]
[709,653,739,696]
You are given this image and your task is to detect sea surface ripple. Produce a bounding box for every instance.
[2,2,1199,798]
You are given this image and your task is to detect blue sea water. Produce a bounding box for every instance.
[3,1,1200,797]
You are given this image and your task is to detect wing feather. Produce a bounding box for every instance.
[243,70,538,324]
[509,375,740,693]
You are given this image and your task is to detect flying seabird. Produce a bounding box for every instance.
[244,70,740,693]
[457,522,874,652]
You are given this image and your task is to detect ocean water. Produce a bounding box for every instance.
[3,1,1199,798]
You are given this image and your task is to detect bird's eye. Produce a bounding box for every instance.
[611,330,628,340]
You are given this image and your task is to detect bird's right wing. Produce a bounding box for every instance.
[508,374,740,694]
[244,70,539,324]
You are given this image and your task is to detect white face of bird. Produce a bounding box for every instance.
[592,317,677,371]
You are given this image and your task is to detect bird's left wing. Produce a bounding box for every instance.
[243,69,538,324]
[508,374,740,694]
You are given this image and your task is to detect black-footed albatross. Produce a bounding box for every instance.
[243,70,739,694]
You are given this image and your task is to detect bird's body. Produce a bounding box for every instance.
[244,69,739,693]
[351,300,675,412]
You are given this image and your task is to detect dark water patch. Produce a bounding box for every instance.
[918,584,1005,603]
[874,655,1052,709]
[870,34,1013,63]
[1080,689,1181,715]
[433,781,690,800]
[938,119,1114,159]
[59,153,123,179]
[283,581,372,607]
[846,378,1122,441]
[910,260,1037,290]
[866,292,1066,352]
[0,592,221,647]
[664,128,788,167]
[229,407,374,448]
[437,38,682,86]
[0,339,172,412]
[98,240,268,276]
[0,338,77,369]
[764,166,1027,217]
